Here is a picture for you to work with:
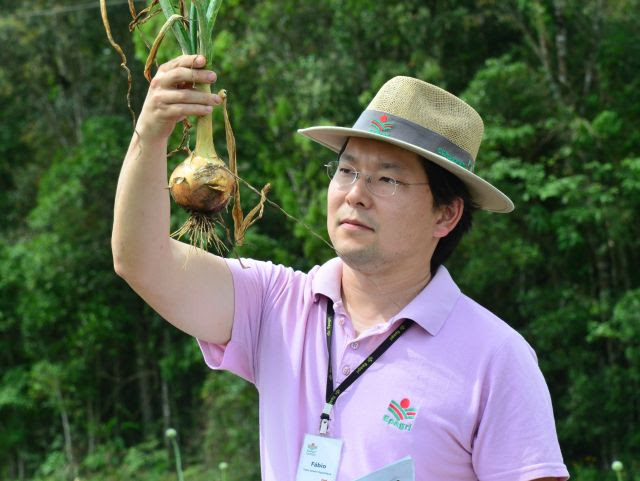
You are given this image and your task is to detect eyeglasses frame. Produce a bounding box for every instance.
[324,159,430,197]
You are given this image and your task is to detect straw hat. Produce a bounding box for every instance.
[297,76,514,213]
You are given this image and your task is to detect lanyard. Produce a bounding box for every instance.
[319,299,414,434]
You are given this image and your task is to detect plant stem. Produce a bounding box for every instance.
[194,82,217,159]
[170,437,185,481]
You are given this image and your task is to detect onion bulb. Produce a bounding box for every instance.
[168,152,235,214]
[169,86,236,252]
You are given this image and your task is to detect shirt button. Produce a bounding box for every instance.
[350,342,359,350]
[342,366,351,376]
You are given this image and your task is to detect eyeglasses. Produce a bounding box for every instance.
[325,160,429,197]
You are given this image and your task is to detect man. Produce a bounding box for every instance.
[112,54,569,481]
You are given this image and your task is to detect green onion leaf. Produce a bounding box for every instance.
[189,1,197,55]
[158,0,192,54]
[192,1,211,66]
[206,0,223,33]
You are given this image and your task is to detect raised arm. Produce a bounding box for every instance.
[111,54,233,344]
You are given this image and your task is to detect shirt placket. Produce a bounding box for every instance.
[330,301,384,386]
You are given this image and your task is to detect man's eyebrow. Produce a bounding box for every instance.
[378,161,404,170]
[338,153,408,172]
[339,153,401,168]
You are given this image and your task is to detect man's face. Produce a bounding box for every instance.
[327,137,446,274]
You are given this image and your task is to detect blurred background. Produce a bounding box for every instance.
[1,0,639,480]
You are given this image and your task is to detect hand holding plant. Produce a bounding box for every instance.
[101,0,270,252]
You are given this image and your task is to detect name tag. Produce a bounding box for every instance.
[295,433,343,481]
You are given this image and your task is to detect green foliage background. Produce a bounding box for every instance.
[1,0,639,479]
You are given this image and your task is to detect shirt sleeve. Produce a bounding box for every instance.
[472,333,570,481]
[196,258,282,384]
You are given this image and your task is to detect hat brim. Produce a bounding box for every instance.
[297,126,514,213]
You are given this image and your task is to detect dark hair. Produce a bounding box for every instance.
[421,158,478,275]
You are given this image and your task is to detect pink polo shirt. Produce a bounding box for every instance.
[198,257,569,481]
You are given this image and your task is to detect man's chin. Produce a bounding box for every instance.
[334,245,379,271]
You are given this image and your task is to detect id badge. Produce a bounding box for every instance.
[295,433,343,481]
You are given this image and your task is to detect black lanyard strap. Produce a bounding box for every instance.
[320,300,414,433]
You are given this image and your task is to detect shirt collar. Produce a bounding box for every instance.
[312,258,461,336]
[312,257,344,304]
[394,265,461,336]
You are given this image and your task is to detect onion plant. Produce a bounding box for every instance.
[101,0,270,252]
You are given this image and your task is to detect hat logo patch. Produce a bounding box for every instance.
[382,397,417,432]
[369,114,394,137]
[436,147,471,170]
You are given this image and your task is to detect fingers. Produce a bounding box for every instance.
[152,65,217,89]
[151,55,216,94]
[162,103,215,120]
[146,86,221,121]
[160,89,222,106]
[148,55,221,107]
[160,54,206,71]
[136,55,221,140]
[144,77,221,118]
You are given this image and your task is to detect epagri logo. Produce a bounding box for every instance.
[305,442,318,456]
[369,114,394,136]
[383,397,417,432]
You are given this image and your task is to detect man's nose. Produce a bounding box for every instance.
[344,173,373,205]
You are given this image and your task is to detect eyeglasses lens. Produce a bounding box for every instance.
[325,161,396,197]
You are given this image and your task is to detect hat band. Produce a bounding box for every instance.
[352,110,475,171]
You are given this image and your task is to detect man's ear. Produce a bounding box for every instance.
[434,198,464,238]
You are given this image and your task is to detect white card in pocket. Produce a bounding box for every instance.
[352,456,415,481]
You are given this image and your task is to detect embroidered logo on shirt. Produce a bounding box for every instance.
[383,397,417,431]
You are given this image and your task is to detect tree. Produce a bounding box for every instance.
[1,0,638,478]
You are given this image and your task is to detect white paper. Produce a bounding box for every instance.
[352,456,415,481]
